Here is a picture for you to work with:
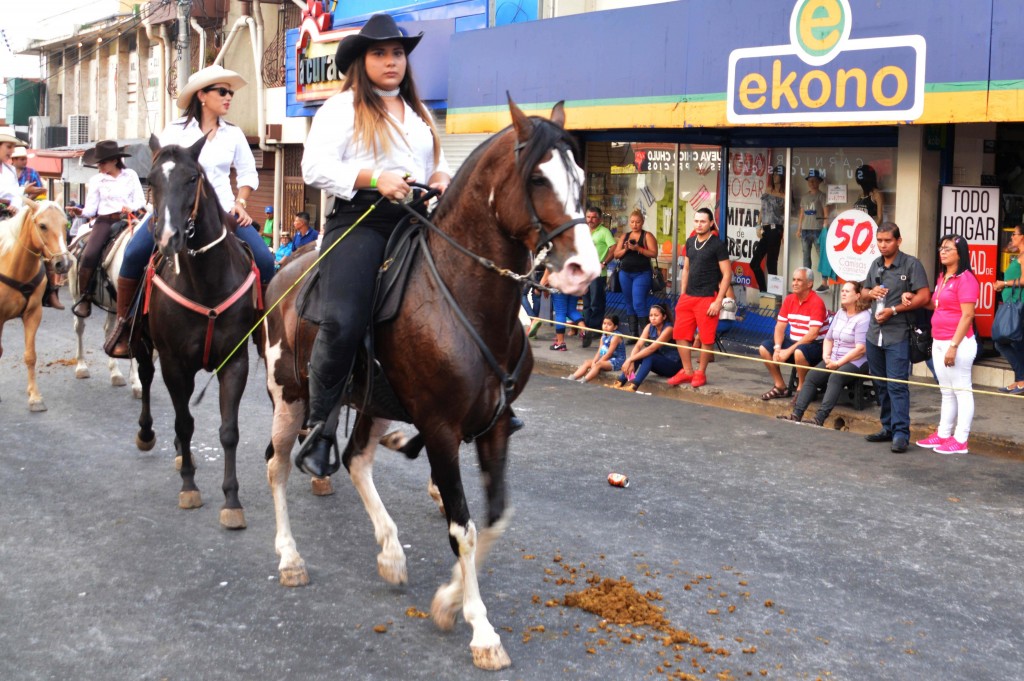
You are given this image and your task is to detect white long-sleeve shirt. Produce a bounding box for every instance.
[82,168,145,217]
[159,117,258,212]
[0,162,23,210]
[302,90,449,200]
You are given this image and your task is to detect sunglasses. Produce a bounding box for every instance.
[938,246,956,253]
[203,86,234,97]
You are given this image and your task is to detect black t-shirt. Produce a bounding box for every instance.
[685,234,730,297]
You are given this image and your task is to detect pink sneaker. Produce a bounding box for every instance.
[690,370,707,388]
[935,438,969,455]
[915,432,949,449]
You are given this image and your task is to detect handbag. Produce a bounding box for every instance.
[908,311,932,364]
[650,261,666,293]
[992,301,1024,343]
[607,262,621,293]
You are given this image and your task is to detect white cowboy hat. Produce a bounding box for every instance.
[175,65,248,110]
[0,126,27,146]
[11,146,31,159]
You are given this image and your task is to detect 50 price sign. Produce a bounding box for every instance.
[825,210,881,282]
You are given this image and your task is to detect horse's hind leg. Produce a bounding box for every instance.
[425,430,510,670]
[265,385,307,585]
[103,312,126,386]
[161,366,201,509]
[346,414,407,585]
[73,315,90,379]
[216,357,248,529]
[129,358,142,399]
[22,307,46,412]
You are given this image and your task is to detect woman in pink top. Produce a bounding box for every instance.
[914,235,978,454]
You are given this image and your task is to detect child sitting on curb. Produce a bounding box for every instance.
[566,316,626,383]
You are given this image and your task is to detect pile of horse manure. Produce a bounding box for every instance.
[562,576,706,649]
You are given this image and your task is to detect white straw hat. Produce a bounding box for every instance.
[175,65,248,110]
[0,126,27,146]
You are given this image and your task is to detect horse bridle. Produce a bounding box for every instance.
[18,206,68,265]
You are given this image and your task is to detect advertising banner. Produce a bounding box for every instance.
[940,186,1000,336]
[825,209,879,282]
[726,149,770,289]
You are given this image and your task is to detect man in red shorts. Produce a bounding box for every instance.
[667,207,732,388]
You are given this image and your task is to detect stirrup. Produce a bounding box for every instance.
[104,318,132,358]
[71,297,92,318]
[294,421,341,477]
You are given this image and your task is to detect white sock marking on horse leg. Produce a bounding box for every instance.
[264,340,307,584]
[349,419,407,585]
[442,521,504,662]
[474,508,513,571]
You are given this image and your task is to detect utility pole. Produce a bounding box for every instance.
[176,0,192,95]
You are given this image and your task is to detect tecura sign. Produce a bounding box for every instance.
[727,0,925,123]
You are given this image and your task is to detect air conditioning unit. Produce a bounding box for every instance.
[68,115,90,145]
[28,116,49,149]
[44,126,68,148]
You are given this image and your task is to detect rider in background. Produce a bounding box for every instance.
[0,127,64,309]
[106,65,275,358]
[295,14,451,477]
[68,140,145,318]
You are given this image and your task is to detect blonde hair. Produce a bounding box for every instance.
[341,51,441,167]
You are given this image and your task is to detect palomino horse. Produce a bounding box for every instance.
[68,217,142,395]
[0,200,70,411]
[133,135,261,529]
[261,99,599,670]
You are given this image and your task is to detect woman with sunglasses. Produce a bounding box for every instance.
[293,15,452,477]
[105,65,274,358]
[912,235,979,455]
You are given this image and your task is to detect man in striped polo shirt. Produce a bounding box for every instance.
[758,267,829,400]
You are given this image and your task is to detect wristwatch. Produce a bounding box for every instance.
[891,306,898,316]
[235,197,248,208]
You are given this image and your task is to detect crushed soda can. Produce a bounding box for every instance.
[607,473,629,488]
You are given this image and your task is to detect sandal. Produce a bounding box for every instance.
[776,414,801,422]
[761,386,792,401]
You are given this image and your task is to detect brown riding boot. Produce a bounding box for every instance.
[43,263,64,310]
[104,277,141,358]
[72,265,95,317]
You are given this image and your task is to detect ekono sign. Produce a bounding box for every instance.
[727,0,925,123]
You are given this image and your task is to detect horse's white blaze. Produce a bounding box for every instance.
[538,154,600,295]
[157,161,177,247]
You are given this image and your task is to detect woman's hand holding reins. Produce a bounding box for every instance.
[376,170,413,202]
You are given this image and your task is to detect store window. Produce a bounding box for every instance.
[726,146,898,303]
[585,141,723,292]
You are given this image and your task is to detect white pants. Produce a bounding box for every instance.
[931,336,977,442]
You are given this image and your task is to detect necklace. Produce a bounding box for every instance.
[693,234,711,250]
[373,86,400,97]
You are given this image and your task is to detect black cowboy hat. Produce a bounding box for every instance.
[334,14,423,75]
[82,140,132,168]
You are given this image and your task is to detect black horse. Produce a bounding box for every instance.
[260,99,600,669]
[134,135,261,529]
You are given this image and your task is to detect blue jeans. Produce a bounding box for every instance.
[801,229,821,269]
[551,293,582,333]
[995,338,1024,381]
[618,268,652,316]
[866,340,911,439]
[120,219,276,284]
[582,274,607,332]
[620,351,682,387]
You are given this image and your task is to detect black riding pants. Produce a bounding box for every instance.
[307,198,406,420]
[80,217,118,270]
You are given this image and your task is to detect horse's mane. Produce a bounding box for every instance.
[432,116,580,224]
[0,206,30,257]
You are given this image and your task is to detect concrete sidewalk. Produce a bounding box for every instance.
[526,323,1023,460]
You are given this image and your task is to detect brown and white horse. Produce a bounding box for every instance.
[0,200,70,411]
[261,99,599,669]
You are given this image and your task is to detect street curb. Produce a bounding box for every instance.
[529,349,1024,462]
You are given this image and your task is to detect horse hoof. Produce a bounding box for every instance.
[174,455,182,471]
[471,643,511,671]
[431,586,460,631]
[178,491,203,509]
[136,432,156,451]
[219,508,247,530]
[75,367,90,379]
[280,564,309,587]
[377,555,408,585]
[111,375,126,387]
[310,476,334,496]
[132,387,142,399]
[29,399,47,412]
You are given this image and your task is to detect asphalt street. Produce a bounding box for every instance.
[2,309,1024,680]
